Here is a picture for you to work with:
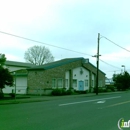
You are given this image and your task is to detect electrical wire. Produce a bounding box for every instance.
[101,35,130,52]
[0,31,92,57]
[0,30,126,71]
[99,59,121,69]
[105,70,121,72]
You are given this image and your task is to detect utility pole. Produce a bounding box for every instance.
[96,33,100,95]
[92,33,101,95]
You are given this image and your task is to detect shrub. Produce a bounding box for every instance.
[73,90,88,94]
[51,89,62,96]
[103,88,107,92]
[80,90,88,94]
[93,87,96,93]
[93,87,104,93]
[0,92,4,99]
[106,89,112,92]
[106,86,115,92]
[51,88,73,96]
[66,89,73,95]
[62,88,67,95]
[99,87,104,93]
[9,93,15,98]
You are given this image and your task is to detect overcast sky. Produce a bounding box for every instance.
[0,0,130,78]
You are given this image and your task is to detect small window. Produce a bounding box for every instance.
[57,79,63,88]
[66,79,68,88]
[85,80,88,87]
[52,79,56,88]
[99,80,102,87]
[73,79,77,88]
[92,80,94,87]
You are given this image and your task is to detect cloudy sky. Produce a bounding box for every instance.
[0,0,130,78]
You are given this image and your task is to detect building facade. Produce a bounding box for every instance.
[27,57,105,95]
[3,61,35,94]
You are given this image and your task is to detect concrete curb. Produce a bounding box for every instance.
[0,99,49,105]
[0,91,126,105]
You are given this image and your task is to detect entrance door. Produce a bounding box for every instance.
[78,81,84,91]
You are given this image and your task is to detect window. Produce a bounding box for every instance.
[57,79,63,88]
[65,79,68,88]
[52,79,56,88]
[92,80,94,87]
[99,80,102,87]
[73,79,77,88]
[85,80,88,87]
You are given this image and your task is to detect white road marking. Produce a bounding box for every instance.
[59,96,121,106]
[97,100,106,103]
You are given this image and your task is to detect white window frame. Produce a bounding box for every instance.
[85,79,88,87]
[65,79,69,88]
[57,78,63,88]
[92,80,94,87]
[52,79,56,88]
[99,80,103,87]
[73,79,77,88]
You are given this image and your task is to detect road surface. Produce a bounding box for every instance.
[0,92,130,130]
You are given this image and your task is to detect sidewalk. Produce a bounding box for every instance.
[0,91,125,105]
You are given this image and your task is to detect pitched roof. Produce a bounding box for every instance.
[5,58,105,75]
[27,57,85,70]
[5,61,36,68]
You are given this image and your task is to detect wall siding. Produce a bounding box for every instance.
[27,59,105,95]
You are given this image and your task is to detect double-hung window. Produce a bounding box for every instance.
[52,79,56,88]
[57,79,63,88]
[85,80,88,87]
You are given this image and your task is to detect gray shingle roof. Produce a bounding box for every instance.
[5,58,105,75]
[28,57,84,70]
[5,61,36,68]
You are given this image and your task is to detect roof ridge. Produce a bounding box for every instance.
[5,60,36,68]
[28,57,85,70]
[6,60,33,64]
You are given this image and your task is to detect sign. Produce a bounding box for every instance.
[118,118,130,130]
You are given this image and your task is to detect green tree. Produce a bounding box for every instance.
[0,54,14,98]
[113,71,130,91]
[0,54,6,66]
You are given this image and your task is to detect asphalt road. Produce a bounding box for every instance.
[0,92,130,130]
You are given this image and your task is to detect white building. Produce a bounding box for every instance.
[3,61,35,94]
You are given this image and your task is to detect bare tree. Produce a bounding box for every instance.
[24,45,54,65]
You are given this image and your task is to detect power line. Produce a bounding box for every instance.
[105,70,121,72]
[102,55,130,59]
[0,30,125,71]
[0,31,92,57]
[99,59,121,69]
[101,35,130,52]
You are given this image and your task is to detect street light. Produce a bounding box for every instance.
[121,65,125,73]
